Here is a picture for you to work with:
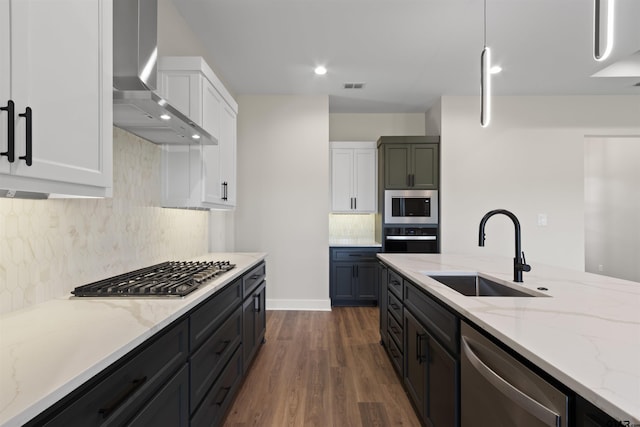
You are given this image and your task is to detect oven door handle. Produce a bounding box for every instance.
[386,236,437,241]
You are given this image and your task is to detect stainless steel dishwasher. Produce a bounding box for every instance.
[461,322,569,427]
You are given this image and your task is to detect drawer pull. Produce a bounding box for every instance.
[389,326,399,334]
[390,280,400,287]
[389,303,399,310]
[215,340,231,356]
[213,386,231,406]
[98,376,147,419]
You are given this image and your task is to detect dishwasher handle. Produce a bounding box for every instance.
[461,335,561,427]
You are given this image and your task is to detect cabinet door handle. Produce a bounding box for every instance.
[221,181,228,201]
[416,333,428,364]
[213,386,231,406]
[253,294,260,312]
[214,339,231,356]
[18,107,32,166]
[98,376,147,419]
[354,197,357,210]
[0,100,15,163]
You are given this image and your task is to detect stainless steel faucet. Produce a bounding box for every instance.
[478,209,531,282]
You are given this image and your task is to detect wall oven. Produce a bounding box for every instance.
[384,190,438,225]
[384,227,438,253]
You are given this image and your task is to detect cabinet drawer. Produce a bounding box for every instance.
[387,335,403,376]
[126,364,189,427]
[332,248,380,262]
[243,262,266,298]
[404,281,459,355]
[388,269,403,298]
[190,279,242,351]
[191,346,244,427]
[190,306,242,413]
[43,320,188,427]
[388,292,403,323]
[387,312,403,352]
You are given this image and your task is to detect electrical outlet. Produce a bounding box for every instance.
[537,213,548,226]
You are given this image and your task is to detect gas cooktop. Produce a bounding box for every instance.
[71,261,236,297]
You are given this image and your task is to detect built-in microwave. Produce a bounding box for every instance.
[384,189,438,224]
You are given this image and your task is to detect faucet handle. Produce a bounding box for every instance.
[519,252,532,272]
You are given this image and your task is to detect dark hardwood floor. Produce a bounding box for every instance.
[223,307,421,427]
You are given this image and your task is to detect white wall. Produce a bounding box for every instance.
[235,95,330,310]
[440,95,640,271]
[329,113,425,141]
[585,137,640,282]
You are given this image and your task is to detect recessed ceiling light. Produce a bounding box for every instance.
[160,114,171,120]
[314,66,327,75]
[192,134,200,140]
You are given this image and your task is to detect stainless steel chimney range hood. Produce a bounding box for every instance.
[112,0,216,146]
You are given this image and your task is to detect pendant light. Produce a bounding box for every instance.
[594,0,615,61]
[480,0,491,127]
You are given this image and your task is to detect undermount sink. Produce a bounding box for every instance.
[426,274,543,297]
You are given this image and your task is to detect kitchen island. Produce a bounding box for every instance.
[0,252,266,427]
[378,253,640,424]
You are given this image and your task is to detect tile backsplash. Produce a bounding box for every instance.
[328,213,376,240]
[0,128,208,314]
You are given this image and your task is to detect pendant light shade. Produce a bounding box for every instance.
[480,47,491,127]
[480,0,491,127]
[594,0,615,61]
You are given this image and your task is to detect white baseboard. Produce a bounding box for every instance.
[266,298,331,311]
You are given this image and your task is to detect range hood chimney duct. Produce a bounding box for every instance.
[112,0,216,145]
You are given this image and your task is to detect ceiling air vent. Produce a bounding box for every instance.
[343,82,366,89]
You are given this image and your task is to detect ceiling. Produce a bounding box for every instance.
[173,0,640,113]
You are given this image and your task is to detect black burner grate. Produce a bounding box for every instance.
[71,261,235,297]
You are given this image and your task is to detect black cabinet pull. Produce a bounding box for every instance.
[214,339,231,356]
[98,376,147,419]
[354,197,357,210]
[253,294,260,312]
[18,107,32,166]
[416,333,428,364]
[1,100,15,163]
[213,386,231,406]
[389,303,399,310]
[390,325,399,334]
[222,181,228,200]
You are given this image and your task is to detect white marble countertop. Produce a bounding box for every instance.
[329,238,382,247]
[378,253,640,423]
[0,252,266,427]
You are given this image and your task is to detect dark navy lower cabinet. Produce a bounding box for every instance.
[25,260,267,427]
[330,247,381,306]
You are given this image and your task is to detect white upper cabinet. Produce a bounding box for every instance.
[330,141,377,213]
[0,0,112,197]
[158,57,238,210]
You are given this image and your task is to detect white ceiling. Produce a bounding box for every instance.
[174,0,640,113]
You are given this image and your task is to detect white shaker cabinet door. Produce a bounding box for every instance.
[218,103,236,207]
[331,148,354,212]
[8,0,111,189]
[353,148,377,212]
[0,0,10,175]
